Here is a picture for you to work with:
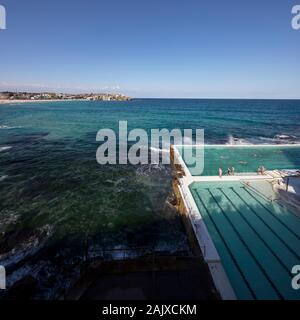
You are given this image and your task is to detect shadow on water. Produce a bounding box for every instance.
[199,185,300,300]
[0,132,189,299]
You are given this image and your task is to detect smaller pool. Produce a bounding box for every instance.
[189,180,300,300]
[178,145,300,176]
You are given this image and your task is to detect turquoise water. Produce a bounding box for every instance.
[179,145,300,176]
[190,181,300,300]
[0,98,300,298]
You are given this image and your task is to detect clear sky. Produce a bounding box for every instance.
[0,0,299,98]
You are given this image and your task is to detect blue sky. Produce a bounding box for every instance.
[0,0,299,98]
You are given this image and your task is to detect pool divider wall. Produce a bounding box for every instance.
[174,178,236,299]
[170,145,237,299]
[172,178,204,258]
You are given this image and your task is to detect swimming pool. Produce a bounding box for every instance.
[178,145,300,176]
[189,181,300,300]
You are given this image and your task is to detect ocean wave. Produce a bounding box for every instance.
[136,163,169,176]
[0,175,8,182]
[275,134,296,140]
[226,134,253,145]
[258,134,300,144]
[0,146,12,152]
[0,125,23,130]
[105,178,126,186]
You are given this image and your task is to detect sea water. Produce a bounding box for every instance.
[0,98,299,298]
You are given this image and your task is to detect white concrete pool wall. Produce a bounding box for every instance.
[171,144,300,300]
[176,175,237,299]
[172,144,192,177]
[173,145,237,298]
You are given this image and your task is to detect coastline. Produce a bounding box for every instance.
[0,99,85,104]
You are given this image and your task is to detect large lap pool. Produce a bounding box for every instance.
[189,181,300,300]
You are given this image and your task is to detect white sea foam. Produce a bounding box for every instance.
[258,134,300,145]
[0,146,12,152]
[226,134,253,146]
[227,134,235,145]
[275,134,295,140]
[0,125,22,129]
[136,163,168,176]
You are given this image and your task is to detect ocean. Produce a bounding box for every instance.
[0,98,300,298]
